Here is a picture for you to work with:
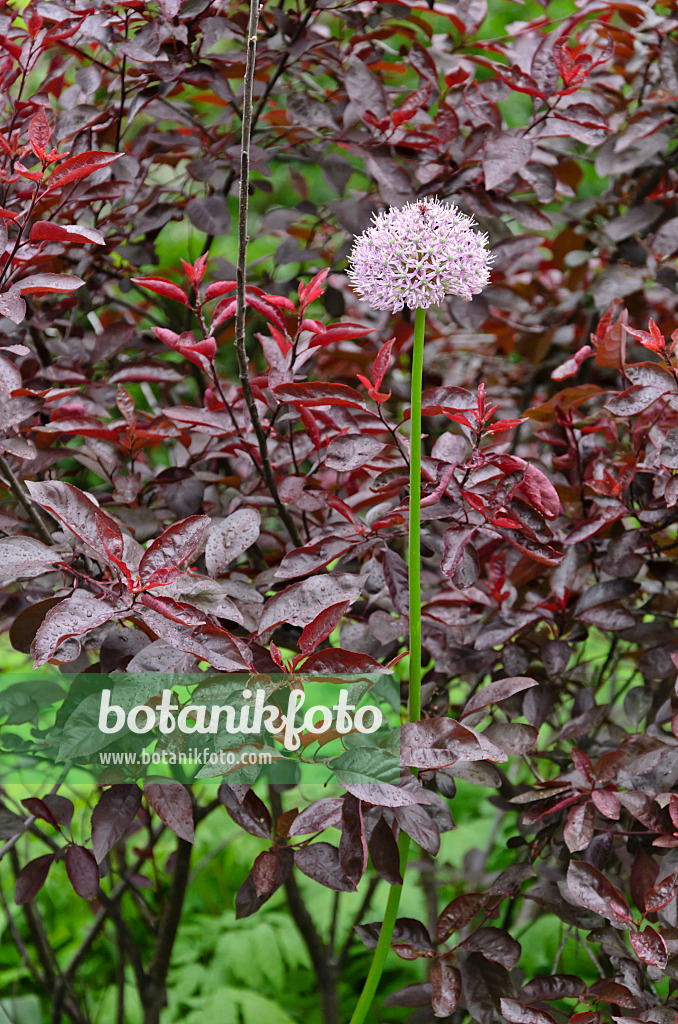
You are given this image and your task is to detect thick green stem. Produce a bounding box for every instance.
[347,834,410,1024]
[408,305,425,723]
[348,306,425,1024]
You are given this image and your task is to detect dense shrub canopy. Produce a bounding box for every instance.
[1,1,678,1023]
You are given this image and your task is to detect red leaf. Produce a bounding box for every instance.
[137,515,210,588]
[0,286,26,324]
[299,600,350,655]
[0,34,22,59]
[24,480,125,567]
[65,845,100,900]
[138,592,205,626]
[204,280,236,301]
[299,268,329,311]
[485,418,523,433]
[552,345,594,381]
[144,783,194,843]
[629,925,667,969]
[29,221,105,245]
[623,318,666,354]
[152,327,216,370]
[246,293,287,333]
[564,802,595,852]
[300,649,388,674]
[15,161,43,181]
[44,151,122,193]
[28,108,51,157]
[17,273,84,295]
[307,323,373,348]
[132,277,190,306]
[272,382,368,411]
[644,868,678,913]
[373,336,396,391]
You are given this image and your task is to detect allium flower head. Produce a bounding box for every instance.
[347,197,493,313]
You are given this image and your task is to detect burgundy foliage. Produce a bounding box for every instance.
[1,1,678,1023]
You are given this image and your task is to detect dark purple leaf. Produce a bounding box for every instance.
[394,803,441,855]
[339,794,367,885]
[294,842,356,891]
[204,509,260,577]
[441,526,474,579]
[500,998,557,1024]
[382,549,409,616]
[644,868,678,913]
[368,815,402,885]
[483,136,533,190]
[235,847,293,918]
[258,573,367,634]
[251,849,282,897]
[300,649,387,674]
[519,975,585,1002]
[144,783,194,843]
[566,861,631,925]
[432,961,462,1017]
[218,785,272,839]
[463,926,521,968]
[383,983,433,1008]
[15,854,54,904]
[287,798,343,836]
[42,795,74,829]
[0,536,60,581]
[564,802,595,853]
[460,952,515,1024]
[21,798,59,828]
[436,892,486,943]
[31,591,124,666]
[91,785,142,863]
[272,382,368,411]
[461,676,538,719]
[65,845,100,901]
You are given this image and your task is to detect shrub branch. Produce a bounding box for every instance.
[234,0,301,548]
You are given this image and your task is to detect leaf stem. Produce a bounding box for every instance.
[348,306,425,1024]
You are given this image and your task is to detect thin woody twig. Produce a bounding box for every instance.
[0,454,53,544]
[234,0,301,549]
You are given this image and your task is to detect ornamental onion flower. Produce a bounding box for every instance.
[347,196,493,313]
[347,197,492,1024]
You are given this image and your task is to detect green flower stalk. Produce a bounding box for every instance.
[347,198,492,1024]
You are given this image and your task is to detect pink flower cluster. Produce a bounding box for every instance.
[348,197,493,312]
